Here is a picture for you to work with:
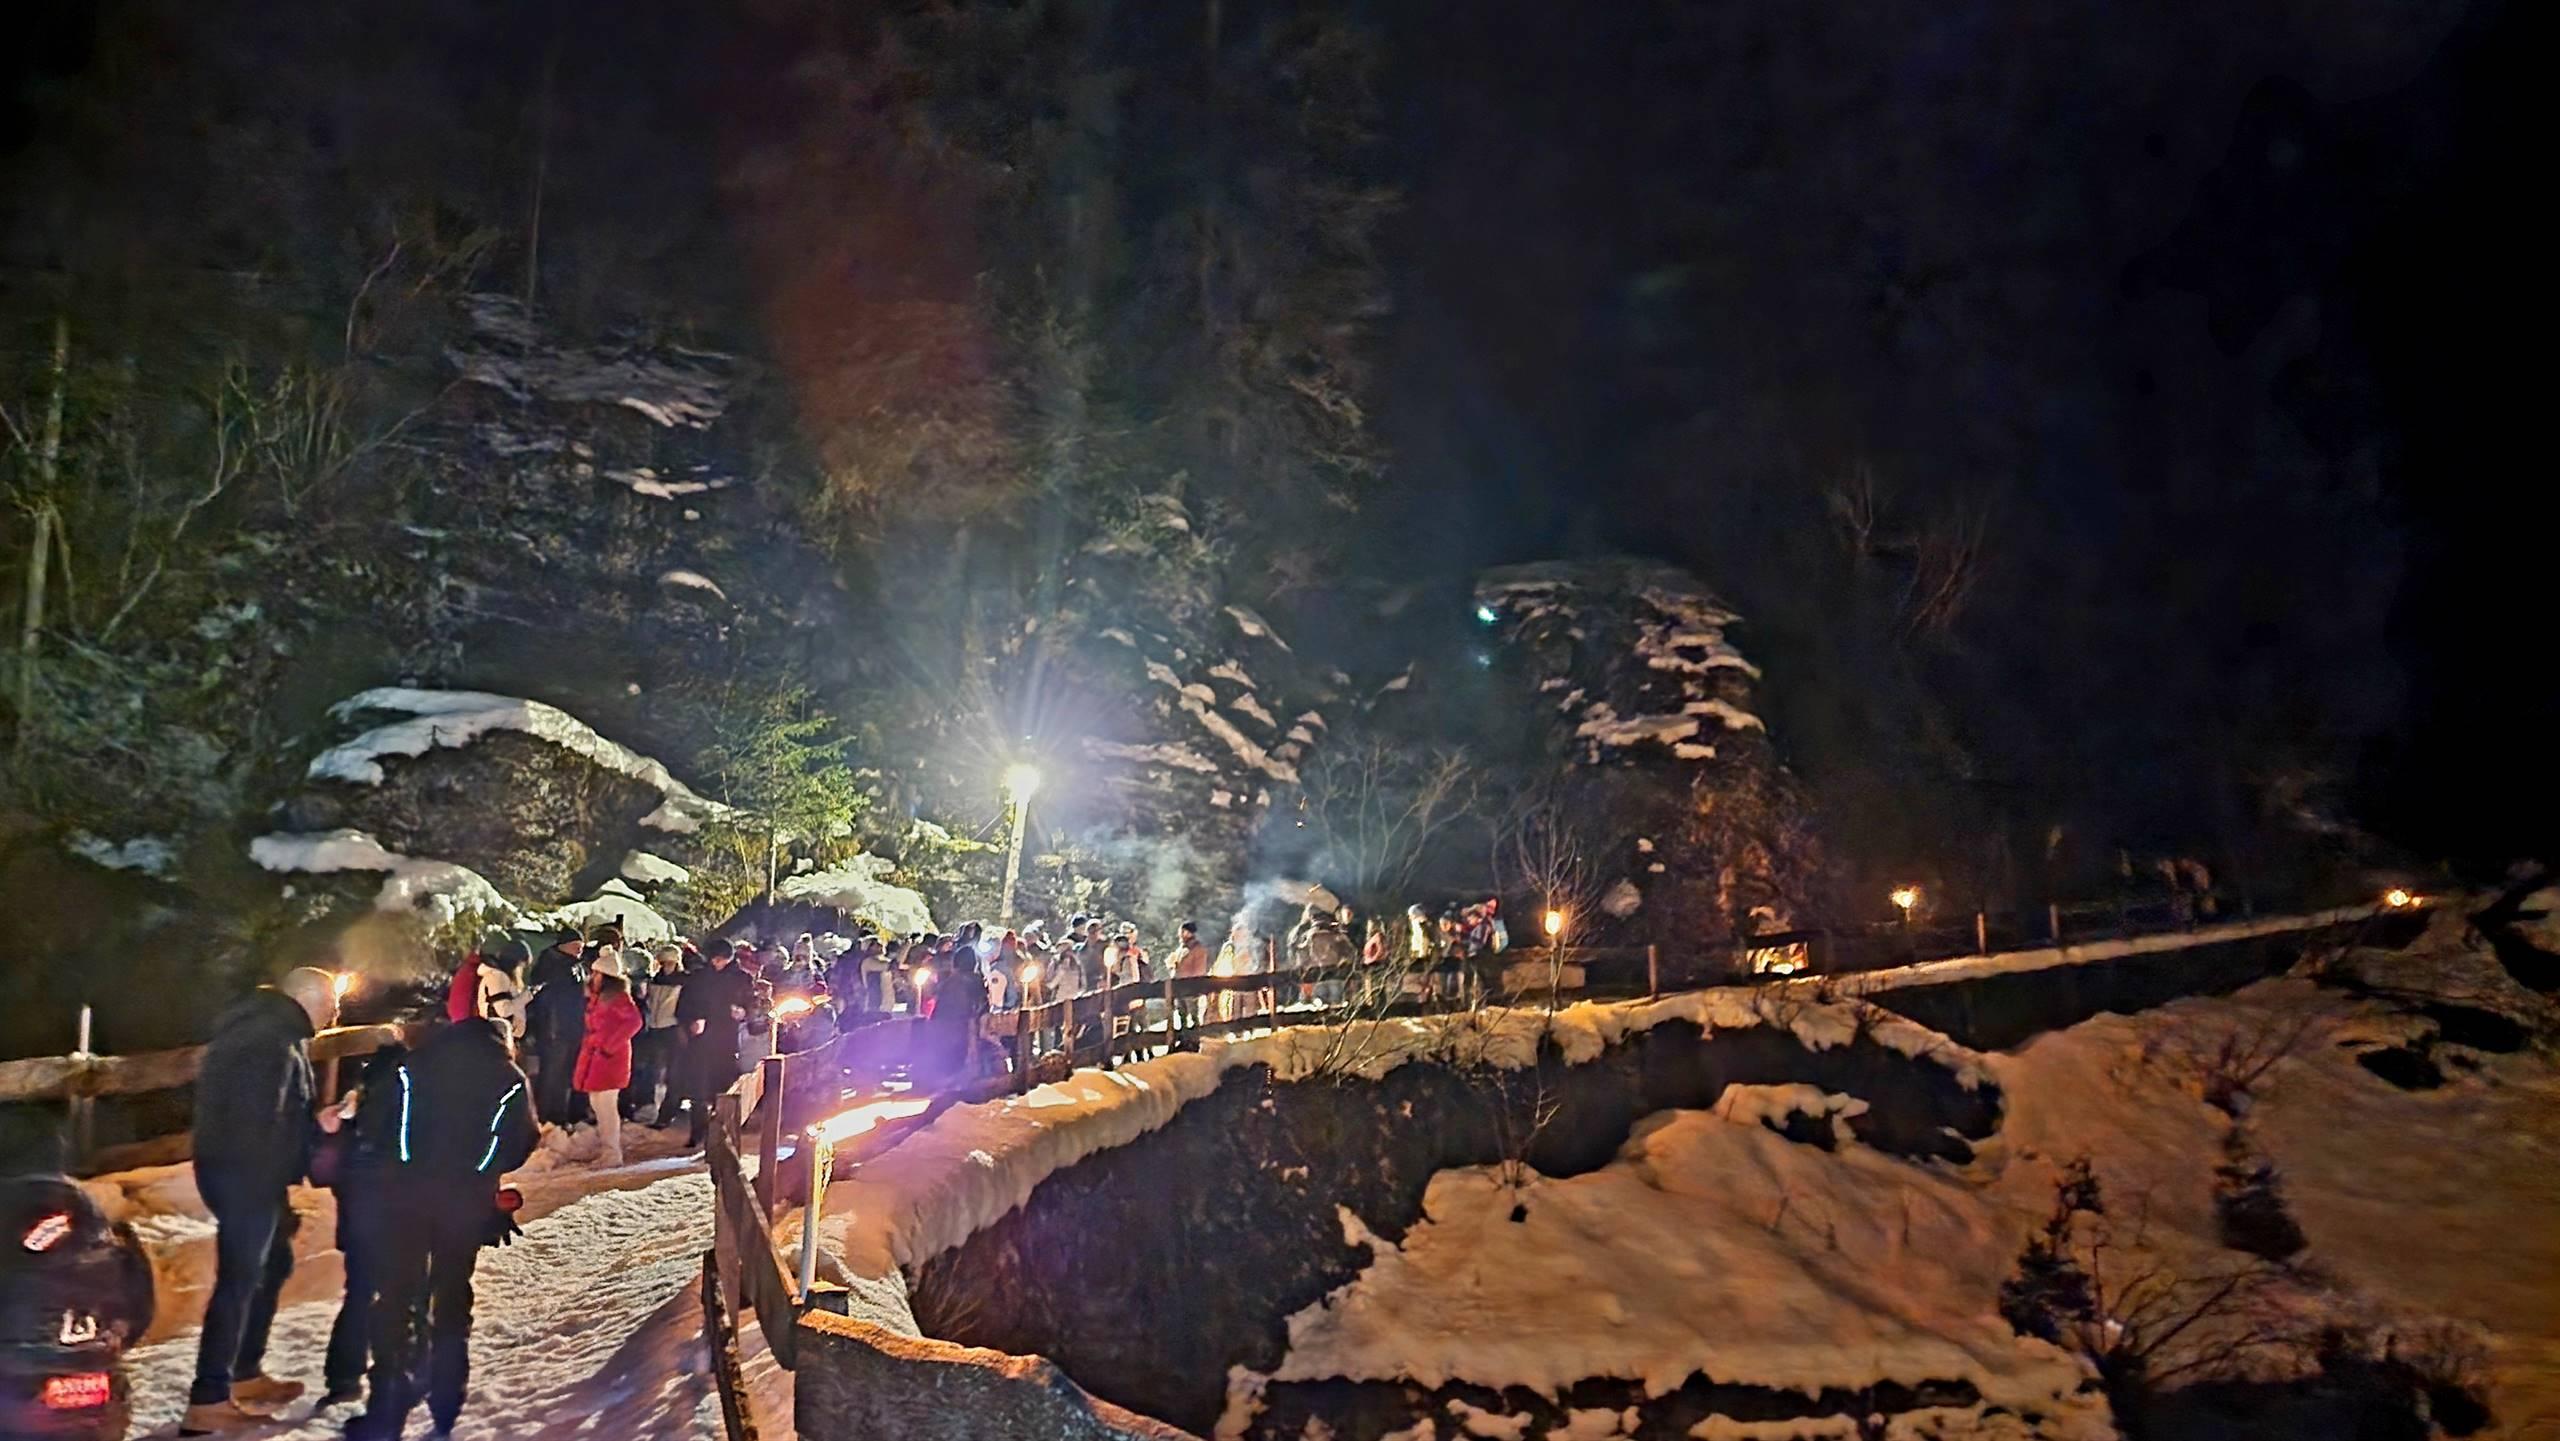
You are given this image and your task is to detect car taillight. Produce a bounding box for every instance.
[20,1212,72,1253]
[39,1373,112,1410]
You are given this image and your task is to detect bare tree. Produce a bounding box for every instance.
[2143,1002,2336,1115]
[1296,734,1480,909]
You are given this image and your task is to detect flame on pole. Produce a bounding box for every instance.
[1543,908,1566,940]
[796,1098,933,1297]
[1889,886,1920,914]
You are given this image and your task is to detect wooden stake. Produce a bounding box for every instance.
[755,1055,785,1217]
[1646,944,1660,999]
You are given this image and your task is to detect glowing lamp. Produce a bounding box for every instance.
[1889,886,1921,914]
[2383,888,2416,910]
[1543,908,1566,939]
[1004,763,1044,803]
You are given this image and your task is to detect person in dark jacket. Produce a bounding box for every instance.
[346,1019,537,1441]
[183,966,337,1435]
[524,931,590,1125]
[317,1044,409,1410]
[675,946,756,1148]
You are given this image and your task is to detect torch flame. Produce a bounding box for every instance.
[1543,908,1566,939]
[331,971,357,1001]
[1890,886,1921,913]
[2383,888,2416,910]
[772,996,815,1022]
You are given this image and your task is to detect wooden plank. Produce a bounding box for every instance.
[756,1055,786,1217]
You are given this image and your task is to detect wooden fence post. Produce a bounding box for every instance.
[69,1006,95,1172]
[2048,902,2063,945]
[1099,974,1117,1071]
[1646,944,1660,999]
[1163,973,1178,1053]
[1019,1005,1036,1093]
[755,1055,785,1217]
[1975,911,1989,956]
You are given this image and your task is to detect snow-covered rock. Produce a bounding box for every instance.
[775,855,937,937]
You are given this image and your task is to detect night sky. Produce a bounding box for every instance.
[4,0,2545,869]
[1367,0,2545,867]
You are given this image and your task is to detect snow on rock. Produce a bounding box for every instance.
[532,877,677,943]
[658,568,730,601]
[250,829,513,929]
[1474,560,1768,768]
[1255,1107,2109,1437]
[775,854,937,936]
[621,849,694,887]
[1574,703,1700,749]
[311,687,730,832]
[66,832,177,877]
[451,292,731,431]
[608,466,734,500]
[1224,605,1291,651]
[1715,1081,1869,1146]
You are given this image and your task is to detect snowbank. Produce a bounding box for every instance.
[776,854,937,936]
[249,828,512,929]
[1255,1107,2109,1437]
[790,989,1992,1320]
[311,687,731,833]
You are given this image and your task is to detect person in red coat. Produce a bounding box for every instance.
[571,973,644,1166]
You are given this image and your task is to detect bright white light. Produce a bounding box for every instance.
[1543,908,1566,938]
[912,966,935,992]
[1017,961,1042,987]
[1890,886,1920,913]
[1004,763,1043,803]
[2383,888,2416,910]
[1475,605,1499,624]
[807,1097,932,1146]
[772,996,815,1022]
[332,971,357,1000]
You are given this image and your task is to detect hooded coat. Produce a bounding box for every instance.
[191,989,318,1195]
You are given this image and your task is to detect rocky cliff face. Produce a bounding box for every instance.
[1470,559,1814,950]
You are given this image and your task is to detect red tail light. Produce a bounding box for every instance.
[20,1212,72,1253]
[39,1373,112,1410]
[495,1186,524,1213]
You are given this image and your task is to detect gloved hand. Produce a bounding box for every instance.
[484,1186,526,1248]
[485,1209,524,1248]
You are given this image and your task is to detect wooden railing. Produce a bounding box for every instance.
[0,1021,422,1172]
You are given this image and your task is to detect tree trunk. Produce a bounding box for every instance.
[15,317,69,762]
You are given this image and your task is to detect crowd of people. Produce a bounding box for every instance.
[168,896,1518,1436]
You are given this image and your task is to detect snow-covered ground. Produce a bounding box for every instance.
[1220,911,2559,1439]
[92,1127,788,1440]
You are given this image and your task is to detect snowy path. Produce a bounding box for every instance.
[117,1158,730,1440]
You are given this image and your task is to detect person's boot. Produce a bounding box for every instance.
[319,1378,366,1408]
[229,1374,307,1409]
[179,1398,265,1435]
